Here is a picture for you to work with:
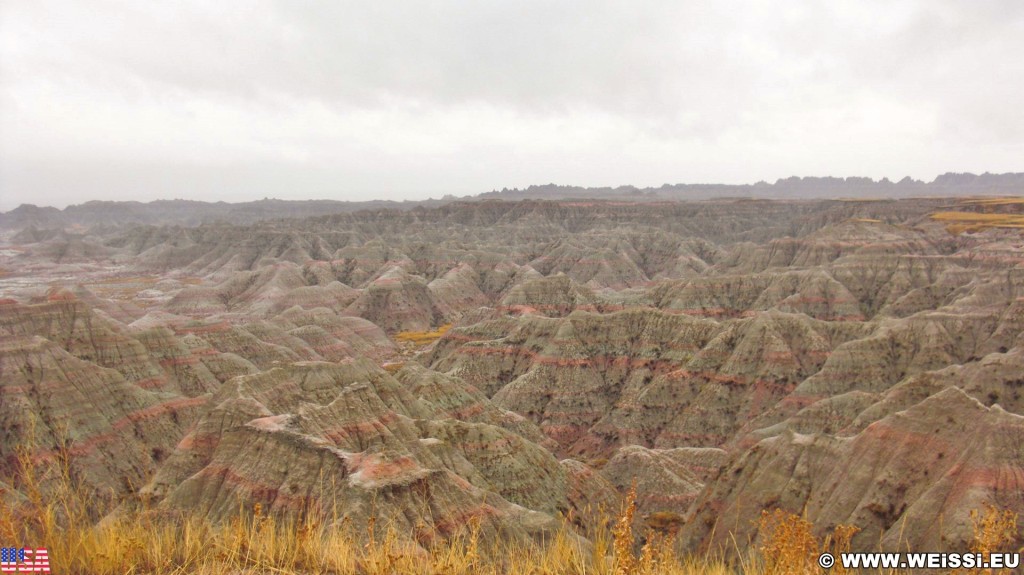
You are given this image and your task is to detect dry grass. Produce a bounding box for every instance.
[393,323,452,347]
[931,210,1024,234]
[757,510,819,575]
[613,482,639,575]
[2,436,1020,574]
[0,440,747,575]
[1,444,735,575]
[757,509,857,575]
[959,197,1024,206]
[956,505,1021,575]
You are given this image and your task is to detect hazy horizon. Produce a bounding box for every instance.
[8,169,1024,212]
[3,1,1023,211]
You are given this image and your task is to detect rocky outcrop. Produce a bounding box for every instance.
[683,388,1024,553]
[0,334,201,496]
[343,267,439,332]
[427,308,868,456]
[143,359,599,542]
[394,364,548,445]
[498,275,600,317]
[599,446,706,520]
[717,220,940,273]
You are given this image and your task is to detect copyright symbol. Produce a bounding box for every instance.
[818,553,835,569]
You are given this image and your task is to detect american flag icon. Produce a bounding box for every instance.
[0,548,50,573]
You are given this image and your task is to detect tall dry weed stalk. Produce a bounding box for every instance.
[613,481,639,575]
[758,509,859,575]
[953,504,1021,575]
[757,509,818,575]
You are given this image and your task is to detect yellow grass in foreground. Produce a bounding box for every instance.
[1,439,1019,574]
[1,471,732,575]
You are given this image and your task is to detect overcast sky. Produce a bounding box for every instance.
[1,1,1022,209]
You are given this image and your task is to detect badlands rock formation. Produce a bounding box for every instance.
[2,195,1023,553]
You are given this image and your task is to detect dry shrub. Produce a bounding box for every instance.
[969,504,1018,556]
[613,481,639,575]
[954,504,1021,575]
[821,523,859,575]
[647,511,686,536]
[758,509,818,575]
[757,509,860,575]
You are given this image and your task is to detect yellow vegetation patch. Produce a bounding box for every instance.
[968,505,1019,569]
[930,211,1024,234]
[394,323,452,346]
[758,509,858,575]
[960,197,1024,206]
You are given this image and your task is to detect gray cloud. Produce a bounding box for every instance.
[1,0,1022,209]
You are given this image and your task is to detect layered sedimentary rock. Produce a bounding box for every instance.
[0,296,207,495]
[143,360,597,542]
[498,275,600,317]
[3,196,1024,554]
[683,388,1024,553]
[426,307,869,456]
[343,267,440,332]
[599,446,706,520]
[0,291,212,396]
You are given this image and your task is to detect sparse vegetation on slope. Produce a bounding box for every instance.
[931,211,1024,234]
[394,323,452,346]
[3,449,1019,574]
